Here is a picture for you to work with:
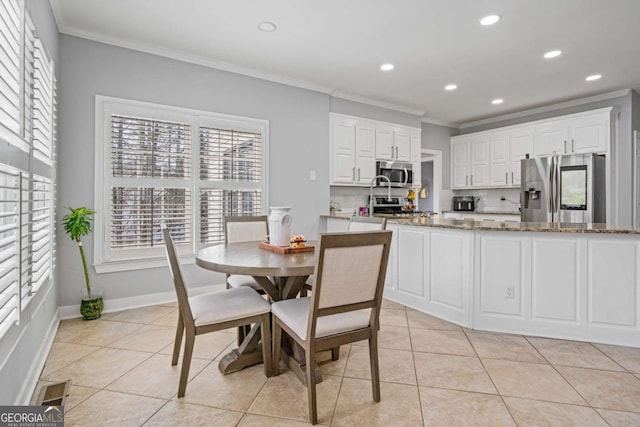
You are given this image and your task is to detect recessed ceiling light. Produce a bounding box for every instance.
[380,63,394,71]
[480,15,501,26]
[444,84,458,91]
[544,50,562,59]
[257,21,277,32]
[492,98,504,105]
[585,74,602,82]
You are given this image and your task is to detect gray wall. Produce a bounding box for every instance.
[461,93,634,226]
[419,161,434,211]
[421,122,459,190]
[57,35,330,306]
[0,0,60,404]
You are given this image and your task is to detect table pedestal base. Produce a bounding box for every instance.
[219,322,264,375]
[218,348,264,374]
[280,349,323,386]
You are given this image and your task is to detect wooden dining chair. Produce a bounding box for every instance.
[302,216,387,360]
[271,230,392,425]
[162,224,272,398]
[224,215,269,292]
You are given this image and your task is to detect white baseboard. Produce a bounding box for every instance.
[58,283,226,319]
[16,309,60,405]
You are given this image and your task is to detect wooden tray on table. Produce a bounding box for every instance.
[259,241,315,254]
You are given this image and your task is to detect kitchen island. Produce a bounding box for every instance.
[320,215,640,347]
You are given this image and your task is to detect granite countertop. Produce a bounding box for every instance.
[386,217,640,234]
[442,210,520,216]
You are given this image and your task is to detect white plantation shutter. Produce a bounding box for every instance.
[0,0,22,136]
[22,14,34,142]
[0,2,57,341]
[199,127,263,245]
[32,38,54,162]
[108,114,192,257]
[31,175,52,292]
[0,165,20,340]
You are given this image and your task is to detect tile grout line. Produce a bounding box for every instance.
[461,328,520,426]
[522,335,608,421]
[588,341,630,373]
[406,313,427,427]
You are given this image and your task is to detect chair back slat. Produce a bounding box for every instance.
[225,215,268,243]
[308,230,392,338]
[162,225,194,326]
[348,216,387,232]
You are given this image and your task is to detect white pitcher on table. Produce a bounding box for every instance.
[269,207,292,246]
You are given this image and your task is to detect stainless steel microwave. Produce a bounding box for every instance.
[376,161,413,188]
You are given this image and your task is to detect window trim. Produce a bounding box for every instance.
[93,95,269,273]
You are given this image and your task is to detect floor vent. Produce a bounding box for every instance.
[36,380,71,406]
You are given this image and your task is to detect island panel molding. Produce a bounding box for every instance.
[383,222,640,347]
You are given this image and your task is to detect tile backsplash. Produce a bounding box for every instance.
[329,186,408,215]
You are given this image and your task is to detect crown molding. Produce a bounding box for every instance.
[459,89,631,129]
[420,116,459,128]
[329,91,425,117]
[54,25,335,95]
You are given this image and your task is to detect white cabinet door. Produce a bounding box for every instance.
[570,113,607,153]
[535,120,570,157]
[375,127,394,160]
[384,224,399,292]
[510,127,534,187]
[331,119,357,184]
[355,124,376,184]
[397,228,427,298]
[394,131,412,162]
[470,138,490,187]
[489,132,509,186]
[451,138,470,188]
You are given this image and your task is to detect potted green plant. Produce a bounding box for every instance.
[62,206,103,320]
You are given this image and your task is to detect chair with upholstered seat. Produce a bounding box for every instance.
[224,215,268,292]
[302,216,387,360]
[271,230,392,424]
[162,224,272,398]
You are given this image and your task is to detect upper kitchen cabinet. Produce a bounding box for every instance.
[488,126,533,187]
[330,113,421,186]
[330,115,376,186]
[534,108,611,157]
[376,127,411,162]
[452,107,613,190]
[451,135,489,189]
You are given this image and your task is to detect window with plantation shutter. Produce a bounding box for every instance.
[0,165,20,340]
[0,0,22,138]
[105,111,193,262]
[0,2,56,342]
[95,97,268,271]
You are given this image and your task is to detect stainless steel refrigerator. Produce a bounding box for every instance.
[521,153,606,223]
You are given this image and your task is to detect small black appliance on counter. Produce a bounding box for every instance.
[453,196,475,212]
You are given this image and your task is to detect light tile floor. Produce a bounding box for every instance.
[33,299,640,426]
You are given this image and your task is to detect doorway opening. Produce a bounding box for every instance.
[419,149,442,215]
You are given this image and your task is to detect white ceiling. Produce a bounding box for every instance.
[50,0,640,126]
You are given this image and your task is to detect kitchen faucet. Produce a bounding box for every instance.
[369,175,392,216]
